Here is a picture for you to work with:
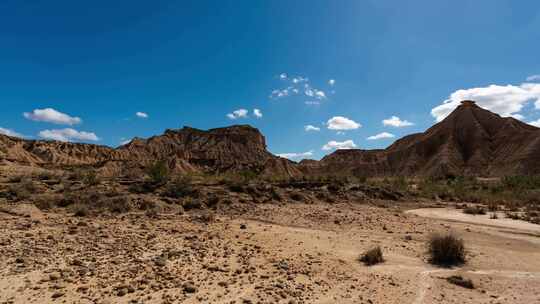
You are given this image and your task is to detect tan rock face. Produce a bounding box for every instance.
[0,125,299,177]
[2,102,540,177]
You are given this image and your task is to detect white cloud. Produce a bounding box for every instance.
[253,109,263,118]
[431,83,540,122]
[271,74,328,102]
[526,75,540,82]
[276,150,314,160]
[304,125,320,132]
[367,132,395,140]
[136,112,148,118]
[226,109,249,120]
[328,79,335,86]
[292,76,308,84]
[0,127,24,138]
[23,108,81,125]
[322,140,357,151]
[38,128,99,142]
[305,101,320,106]
[326,116,361,130]
[382,116,414,127]
[529,119,540,127]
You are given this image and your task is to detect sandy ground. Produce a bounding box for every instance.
[1,202,539,304]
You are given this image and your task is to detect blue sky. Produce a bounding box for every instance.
[1,0,540,160]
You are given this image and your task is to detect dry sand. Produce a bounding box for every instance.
[1,202,539,303]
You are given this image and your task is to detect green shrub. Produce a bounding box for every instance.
[82,170,100,186]
[147,160,170,185]
[427,233,466,266]
[359,246,384,266]
[163,175,194,198]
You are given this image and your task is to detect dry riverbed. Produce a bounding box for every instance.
[1,201,539,303]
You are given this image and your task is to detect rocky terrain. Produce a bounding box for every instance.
[1,100,540,303]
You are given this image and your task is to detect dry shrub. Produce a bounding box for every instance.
[463,205,486,215]
[359,246,384,266]
[163,176,195,198]
[428,233,466,266]
[446,275,474,289]
[108,197,131,213]
[70,203,89,217]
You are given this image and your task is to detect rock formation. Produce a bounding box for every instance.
[2,101,540,177]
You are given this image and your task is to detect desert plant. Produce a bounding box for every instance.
[446,275,474,289]
[147,160,170,185]
[8,179,36,201]
[163,175,195,198]
[463,205,486,215]
[71,203,89,217]
[82,170,100,186]
[108,197,131,213]
[427,233,466,266]
[359,246,384,266]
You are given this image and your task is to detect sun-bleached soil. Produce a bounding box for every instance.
[1,200,539,304]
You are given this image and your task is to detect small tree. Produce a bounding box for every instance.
[147,160,170,185]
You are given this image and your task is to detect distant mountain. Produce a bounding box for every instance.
[0,125,300,177]
[2,101,539,177]
[304,101,540,177]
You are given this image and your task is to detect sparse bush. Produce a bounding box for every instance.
[505,212,521,220]
[289,192,304,202]
[147,160,170,185]
[463,205,486,215]
[427,233,466,266]
[82,170,100,186]
[359,246,384,266]
[33,195,56,210]
[446,275,474,289]
[489,212,498,219]
[8,179,36,201]
[163,175,195,198]
[71,203,89,217]
[197,211,215,223]
[183,198,202,210]
[108,197,131,213]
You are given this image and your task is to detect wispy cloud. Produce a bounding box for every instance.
[526,75,540,82]
[382,116,414,127]
[326,116,361,130]
[38,128,99,142]
[304,125,320,132]
[227,109,249,120]
[0,127,24,138]
[367,132,395,140]
[328,79,335,86]
[136,112,148,118]
[276,150,314,160]
[24,108,81,125]
[322,140,356,151]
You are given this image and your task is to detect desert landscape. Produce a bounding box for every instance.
[1,102,540,303]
